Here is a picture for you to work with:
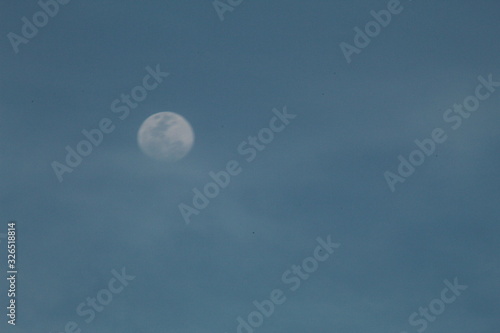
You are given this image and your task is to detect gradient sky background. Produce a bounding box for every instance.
[0,0,499,332]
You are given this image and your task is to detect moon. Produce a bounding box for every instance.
[137,112,194,162]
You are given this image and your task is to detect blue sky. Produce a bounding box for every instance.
[0,0,499,332]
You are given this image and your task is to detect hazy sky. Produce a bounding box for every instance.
[0,0,499,332]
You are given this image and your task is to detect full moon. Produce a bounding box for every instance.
[137,112,194,162]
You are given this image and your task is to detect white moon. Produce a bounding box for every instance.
[137,112,194,162]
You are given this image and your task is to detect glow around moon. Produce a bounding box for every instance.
[137,112,194,162]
